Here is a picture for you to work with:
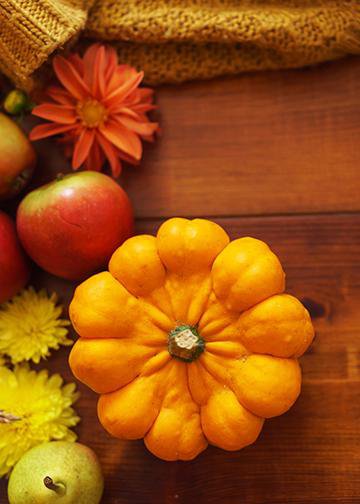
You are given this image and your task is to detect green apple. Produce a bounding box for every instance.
[8,441,104,504]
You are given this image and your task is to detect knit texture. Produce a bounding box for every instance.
[1,0,359,88]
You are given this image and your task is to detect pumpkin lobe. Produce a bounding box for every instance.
[168,325,205,362]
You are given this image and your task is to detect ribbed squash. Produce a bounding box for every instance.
[69,218,314,461]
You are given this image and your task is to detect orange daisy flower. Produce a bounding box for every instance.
[30,44,158,176]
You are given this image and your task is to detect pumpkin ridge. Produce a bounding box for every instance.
[138,349,172,377]
[229,354,302,418]
[198,290,239,337]
[144,360,207,460]
[138,297,174,334]
[91,271,171,346]
[199,352,234,391]
[198,351,263,418]
[97,362,172,441]
[188,356,265,450]
[69,217,313,461]
[69,337,161,394]
[205,340,249,359]
[185,362,198,406]
[163,272,213,325]
[107,242,174,331]
[162,279,178,323]
[141,360,174,439]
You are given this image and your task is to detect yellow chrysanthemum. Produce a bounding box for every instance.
[0,287,72,364]
[0,364,80,476]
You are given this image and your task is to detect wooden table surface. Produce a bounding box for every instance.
[1,56,360,504]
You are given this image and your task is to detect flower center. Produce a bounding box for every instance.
[76,99,108,128]
[168,325,205,362]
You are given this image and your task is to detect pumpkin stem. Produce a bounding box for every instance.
[168,325,205,362]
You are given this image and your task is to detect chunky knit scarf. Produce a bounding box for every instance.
[1,0,359,89]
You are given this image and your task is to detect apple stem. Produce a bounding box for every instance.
[43,476,65,495]
[0,410,21,423]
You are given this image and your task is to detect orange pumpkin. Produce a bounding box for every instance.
[69,218,314,461]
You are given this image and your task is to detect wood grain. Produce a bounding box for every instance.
[122,56,360,219]
[21,57,360,221]
[1,214,359,504]
[1,56,360,503]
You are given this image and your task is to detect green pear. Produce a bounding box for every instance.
[8,441,104,504]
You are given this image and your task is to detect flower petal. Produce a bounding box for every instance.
[115,115,159,137]
[83,45,108,100]
[127,87,154,106]
[53,55,90,100]
[96,132,122,176]
[116,149,139,165]
[104,45,118,82]
[141,134,156,143]
[106,65,136,95]
[99,120,142,160]
[83,43,102,92]
[103,71,144,107]
[32,103,77,124]
[46,86,76,106]
[84,139,105,172]
[67,53,85,77]
[0,365,79,476]
[72,129,95,170]
[137,87,155,102]
[29,123,76,141]
[131,102,157,113]
[94,45,107,98]
[0,287,71,365]
[107,104,140,117]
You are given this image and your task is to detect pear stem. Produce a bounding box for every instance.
[0,410,21,423]
[43,476,65,495]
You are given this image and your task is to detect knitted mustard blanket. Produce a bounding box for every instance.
[0,0,359,89]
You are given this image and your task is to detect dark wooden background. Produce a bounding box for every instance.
[1,56,360,503]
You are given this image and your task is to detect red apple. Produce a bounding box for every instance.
[0,211,30,303]
[17,172,134,280]
[0,113,36,201]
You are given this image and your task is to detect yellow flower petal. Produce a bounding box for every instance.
[0,287,72,364]
[0,364,79,476]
